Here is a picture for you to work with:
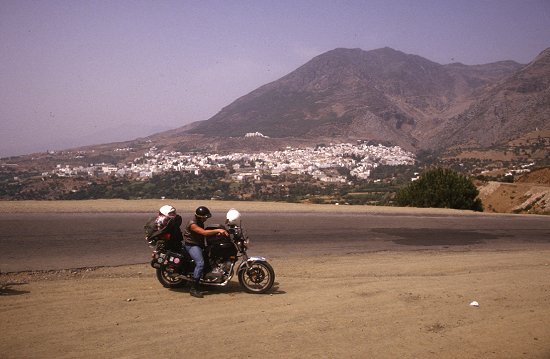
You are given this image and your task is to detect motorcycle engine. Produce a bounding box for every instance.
[203,261,232,283]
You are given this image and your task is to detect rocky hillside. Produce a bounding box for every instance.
[478,168,550,214]
[434,48,550,150]
[184,47,528,151]
[516,167,550,185]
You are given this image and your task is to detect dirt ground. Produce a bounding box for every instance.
[1,249,549,359]
[1,200,549,358]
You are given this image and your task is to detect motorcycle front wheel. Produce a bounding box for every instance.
[238,261,275,294]
[156,268,187,288]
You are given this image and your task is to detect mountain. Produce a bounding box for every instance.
[5,47,548,162]
[183,47,526,151]
[433,48,550,149]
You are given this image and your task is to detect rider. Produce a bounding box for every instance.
[183,206,228,298]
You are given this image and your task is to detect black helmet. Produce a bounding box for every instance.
[195,206,212,218]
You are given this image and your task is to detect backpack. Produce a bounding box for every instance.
[144,216,168,246]
[144,216,158,240]
[144,215,176,246]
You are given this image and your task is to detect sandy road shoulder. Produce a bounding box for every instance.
[0,199,494,216]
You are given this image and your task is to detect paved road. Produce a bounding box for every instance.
[1,212,549,272]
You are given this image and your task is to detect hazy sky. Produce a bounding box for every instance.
[1,0,549,157]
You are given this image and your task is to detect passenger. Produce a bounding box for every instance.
[150,205,183,251]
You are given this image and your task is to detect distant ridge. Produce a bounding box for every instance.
[433,47,550,149]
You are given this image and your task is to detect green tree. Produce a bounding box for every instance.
[396,167,483,211]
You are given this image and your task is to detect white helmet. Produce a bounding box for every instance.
[159,205,176,217]
[226,208,241,225]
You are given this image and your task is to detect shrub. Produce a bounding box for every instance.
[396,167,483,211]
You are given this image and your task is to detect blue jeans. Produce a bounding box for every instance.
[185,245,204,280]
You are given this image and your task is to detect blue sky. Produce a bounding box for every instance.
[1,0,549,157]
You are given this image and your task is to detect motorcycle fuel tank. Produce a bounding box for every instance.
[209,242,237,258]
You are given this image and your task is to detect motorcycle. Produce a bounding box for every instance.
[147,209,275,294]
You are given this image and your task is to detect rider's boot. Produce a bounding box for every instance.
[190,279,204,298]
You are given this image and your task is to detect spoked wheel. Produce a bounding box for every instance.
[238,261,275,294]
[156,268,187,288]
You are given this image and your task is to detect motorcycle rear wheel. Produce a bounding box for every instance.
[238,261,275,294]
[156,268,187,288]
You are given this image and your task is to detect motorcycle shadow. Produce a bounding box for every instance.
[169,281,285,296]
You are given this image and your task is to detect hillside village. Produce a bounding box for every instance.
[48,142,416,184]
